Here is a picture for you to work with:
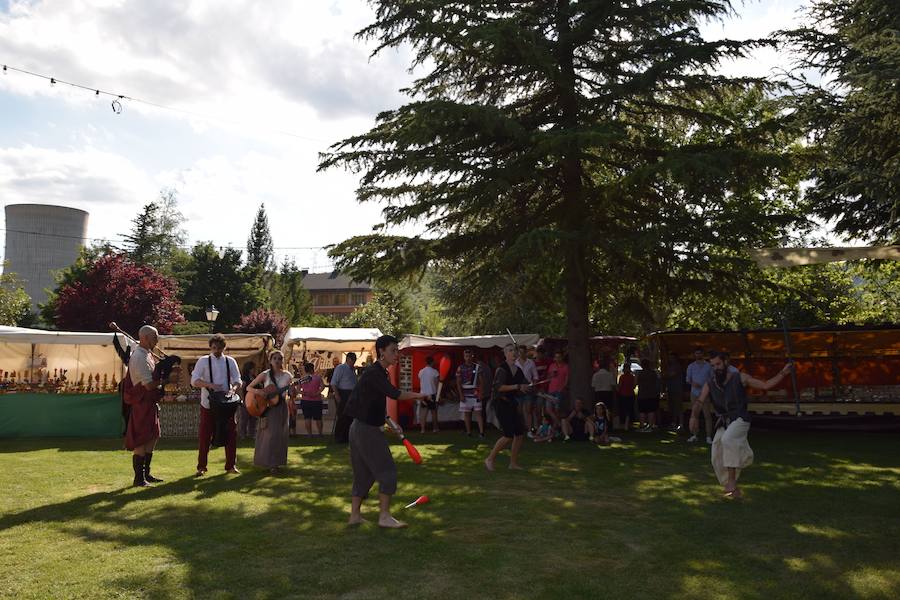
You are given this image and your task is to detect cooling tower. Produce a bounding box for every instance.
[3,204,89,314]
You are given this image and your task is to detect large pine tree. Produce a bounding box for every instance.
[321,1,803,401]
[782,0,899,243]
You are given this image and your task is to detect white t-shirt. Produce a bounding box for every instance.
[418,365,440,396]
[591,368,616,392]
[191,353,242,409]
[516,358,538,384]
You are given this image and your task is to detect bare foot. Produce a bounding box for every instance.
[484,458,495,472]
[378,515,407,529]
[347,516,368,526]
[508,463,524,470]
[727,486,743,499]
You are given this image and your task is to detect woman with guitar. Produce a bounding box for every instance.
[246,350,295,474]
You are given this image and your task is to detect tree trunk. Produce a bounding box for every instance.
[556,0,593,408]
[563,246,593,409]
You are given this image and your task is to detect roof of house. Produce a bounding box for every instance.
[301,271,372,291]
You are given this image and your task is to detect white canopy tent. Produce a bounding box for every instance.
[281,327,383,368]
[398,333,541,350]
[157,333,273,361]
[0,326,126,388]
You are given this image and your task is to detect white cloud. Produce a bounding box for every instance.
[0,0,820,275]
[0,0,412,125]
[0,144,155,210]
[700,0,808,79]
[0,143,420,271]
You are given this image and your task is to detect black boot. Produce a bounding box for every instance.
[144,452,163,483]
[132,455,149,487]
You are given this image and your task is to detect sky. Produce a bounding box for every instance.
[0,0,809,271]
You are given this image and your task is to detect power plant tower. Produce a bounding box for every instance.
[3,204,89,315]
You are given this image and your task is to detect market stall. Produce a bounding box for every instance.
[281,327,382,427]
[648,325,900,423]
[0,326,126,437]
[281,327,382,369]
[155,333,274,437]
[393,333,541,426]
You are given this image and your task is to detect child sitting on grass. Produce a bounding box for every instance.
[562,397,591,442]
[533,415,554,442]
[591,401,611,445]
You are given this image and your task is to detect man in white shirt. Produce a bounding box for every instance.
[418,356,440,433]
[515,345,539,437]
[191,334,242,476]
[591,357,616,408]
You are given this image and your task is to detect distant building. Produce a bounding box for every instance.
[3,204,89,314]
[301,271,373,318]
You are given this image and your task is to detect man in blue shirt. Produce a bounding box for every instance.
[685,347,713,444]
[330,352,358,444]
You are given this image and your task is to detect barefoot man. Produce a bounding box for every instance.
[344,335,426,528]
[690,351,793,498]
[485,343,529,471]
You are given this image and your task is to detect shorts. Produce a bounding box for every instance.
[519,393,537,408]
[638,397,659,413]
[496,400,525,438]
[349,419,397,498]
[545,392,563,409]
[459,396,482,412]
[420,395,437,410]
[300,400,323,420]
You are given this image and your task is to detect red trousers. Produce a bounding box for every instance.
[197,405,236,471]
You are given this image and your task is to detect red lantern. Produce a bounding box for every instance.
[439,354,453,381]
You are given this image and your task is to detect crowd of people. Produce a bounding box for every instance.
[410,344,719,447]
[122,329,792,522]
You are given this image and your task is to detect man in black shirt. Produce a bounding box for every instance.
[484,344,530,471]
[345,335,426,528]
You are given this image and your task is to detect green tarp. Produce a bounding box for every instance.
[0,393,121,437]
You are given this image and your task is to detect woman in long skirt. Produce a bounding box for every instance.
[247,350,294,473]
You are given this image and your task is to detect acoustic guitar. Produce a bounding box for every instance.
[244,375,310,418]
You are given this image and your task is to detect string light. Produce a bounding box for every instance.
[0,63,327,142]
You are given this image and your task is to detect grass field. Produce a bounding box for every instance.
[1,429,898,600]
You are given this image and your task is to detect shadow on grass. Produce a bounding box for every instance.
[616,432,900,600]
[0,431,897,599]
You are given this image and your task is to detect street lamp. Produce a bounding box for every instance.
[205,305,219,333]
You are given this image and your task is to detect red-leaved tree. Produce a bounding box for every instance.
[234,308,288,347]
[53,254,184,335]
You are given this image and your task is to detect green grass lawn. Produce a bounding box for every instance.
[1,429,898,600]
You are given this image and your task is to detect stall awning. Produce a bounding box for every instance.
[281,327,383,360]
[157,333,274,360]
[399,334,541,350]
[0,326,123,346]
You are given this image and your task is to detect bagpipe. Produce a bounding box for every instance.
[110,322,182,383]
